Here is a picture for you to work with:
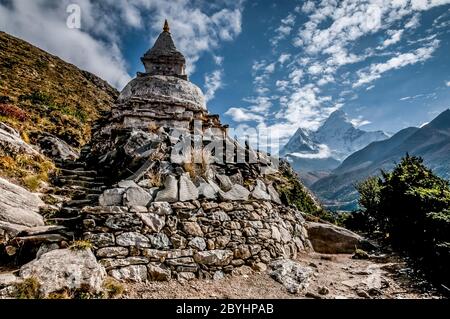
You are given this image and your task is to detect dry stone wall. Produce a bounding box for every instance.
[82,180,312,282]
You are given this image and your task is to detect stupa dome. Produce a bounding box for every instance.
[118,74,206,111]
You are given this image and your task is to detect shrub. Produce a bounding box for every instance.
[103,278,125,299]
[19,90,54,106]
[15,277,41,299]
[69,240,94,251]
[0,103,27,121]
[352,155,450,288]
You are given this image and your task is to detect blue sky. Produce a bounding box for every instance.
[1,0,449,149]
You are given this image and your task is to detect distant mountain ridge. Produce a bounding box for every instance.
[281,110,389,184]
[311,109,450,211]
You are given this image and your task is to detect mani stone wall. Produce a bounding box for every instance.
[81,189,312,282]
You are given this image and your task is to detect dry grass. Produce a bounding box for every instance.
[183,147,213,178]
[15,277,41,299]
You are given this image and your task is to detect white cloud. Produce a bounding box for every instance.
[446,81,450,87]
[213,55,224,66]
[271,13,296,46]
[289,144,331,159]
[350,117,371,127]
[0,0,243,89]
[225,108,264,122]
[278,53,291,64]
[354,39,440,87]
[204,70,223,102]
[381,29,404,48]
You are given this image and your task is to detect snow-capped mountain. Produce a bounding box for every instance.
[281,110,389,176]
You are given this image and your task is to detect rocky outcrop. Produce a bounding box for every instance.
[35,133,79,161]
[0,123,40,156]
[305,222,363,254]
[0,177,44,227]
[19,249,106,297]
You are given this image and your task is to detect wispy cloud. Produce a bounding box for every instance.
[204,70,223,102]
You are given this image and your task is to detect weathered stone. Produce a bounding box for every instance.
[124,187,152,207]
[149,233,171,249]
[218,202,234,212]
[234,245,252,260]
[118,180,139,189]
[177,272,195,281]
[279,226,292,243]
[0,273,19,288]
[38,133,79,161]
[110,265,148,282]
[201,202,219,211]
[166,249,193,259]
[210,210,230,222]
[232,265,253,276]
[182,221,204,237]
[251,180,271,201]
[82,206,129,215]
[148,202,173,215]
[219,185,250,201]
[84,233,115,248]
[215,236,231,249]
[96,247,129,258]
[253,262,267,273]
[271,225,282,242]
[171,234,187,249]
[100,257,149,270]
[198,183,217,200]
[194,250,234,266]
[142,249,168,260]
[179,174,199,202]
[99,188,125,207]
[138,213,165,232]
[305,222,364,254]
[0,221,29,240]
[165,257,195,267]
[172,202,196,210]
[188,237,206,251]
[216,174,233,191]
[148,264,171,281]
[116,232,151,248]
[19,249,106,297]
[105,213,142,230]
[269,259,312,294]
[213,271,225,281]
[36,243,60,259]
[154,175,178,203]
[267,184,282,204]
[129,206,149,213]
[0,178,45,227]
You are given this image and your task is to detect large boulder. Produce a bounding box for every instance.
[194,250,234,266]
[251,180,271,201]
[0,123,39,156]
[305,222,363,254]
[99,188,125,207]
[35,133,79,161]
[0,178,45,227]
[124,187,152,207]
[19,249,106,297]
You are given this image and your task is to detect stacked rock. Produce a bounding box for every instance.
[82,178,311,282]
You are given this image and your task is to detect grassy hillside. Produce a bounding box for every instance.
[0,31,118,190]
[0,31,118,148]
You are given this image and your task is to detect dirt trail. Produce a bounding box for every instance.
[123,252,442,299]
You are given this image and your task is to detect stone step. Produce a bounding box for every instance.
[65,199,98,207]
[59,179,105,188]
[59,168,98,177]
[59,174,104,182]
[60,207,81,216]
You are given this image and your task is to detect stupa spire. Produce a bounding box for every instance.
[141,19,187,80]
[163,19,170,33]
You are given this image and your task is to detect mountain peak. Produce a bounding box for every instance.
[426,109,450,130]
